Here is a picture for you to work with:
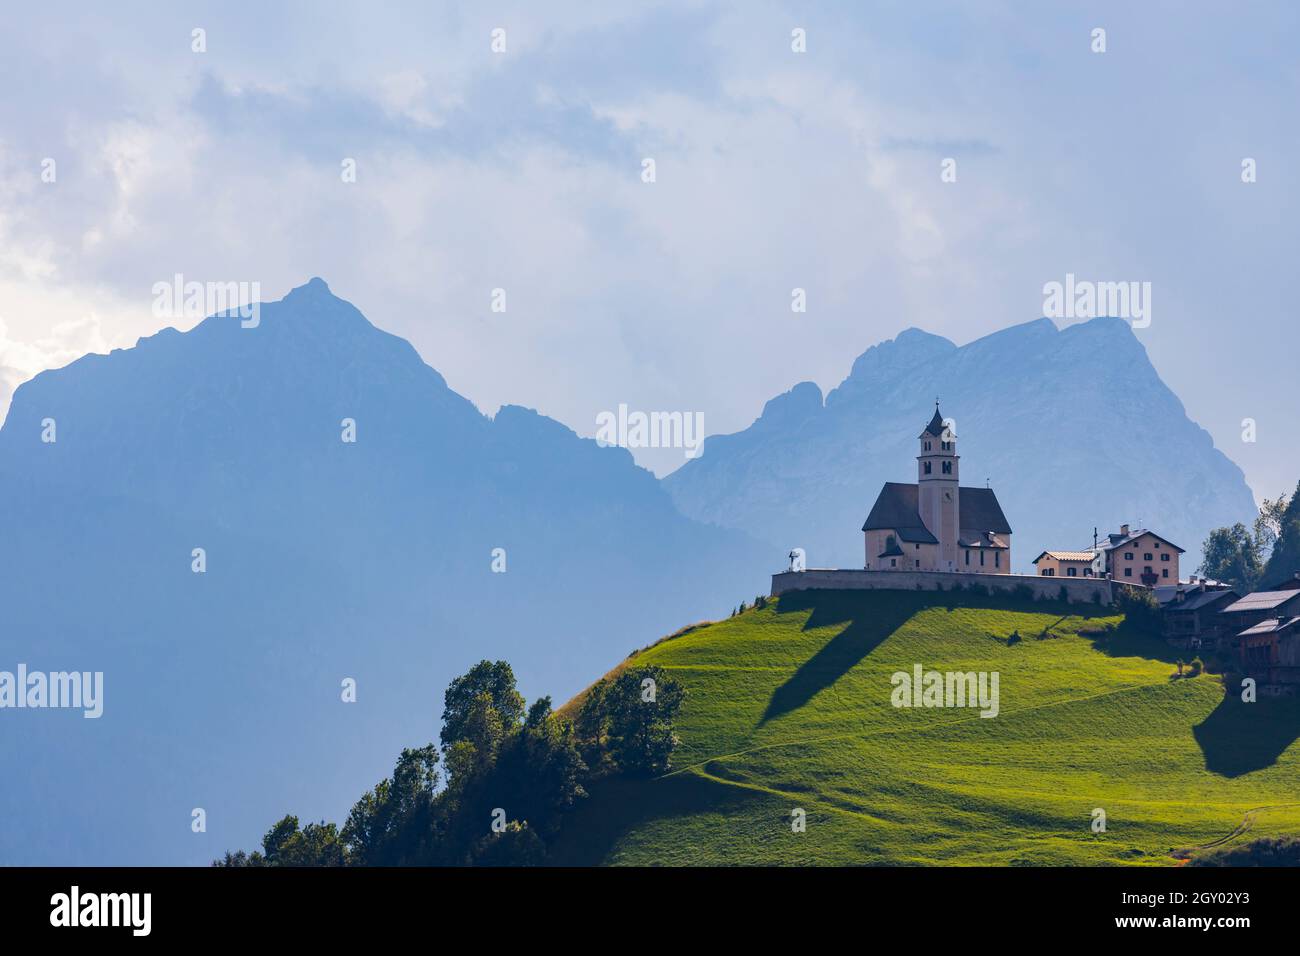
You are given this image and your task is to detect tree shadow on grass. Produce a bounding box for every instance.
[1190,691,1300,780]
[1083,621,1182,666]
[1193,693,1300,778]
[545,771,760,866]
[760,590,921,725]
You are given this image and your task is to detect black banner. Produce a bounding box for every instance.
[0,864,1281,942]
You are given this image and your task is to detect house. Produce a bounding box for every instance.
[1095,524,1183,586]
[1237,615,1300,692]
[862,405,1012,573]
[1219,589,1300,660]
[1226,588,1300,691]
[1156,580,1239,649]
[1032,550,1097,578]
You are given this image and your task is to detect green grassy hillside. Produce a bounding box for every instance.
[552,589,1300,866]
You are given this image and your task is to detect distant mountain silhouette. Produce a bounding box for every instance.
[664,317,1257,571]
[0,279,766,864]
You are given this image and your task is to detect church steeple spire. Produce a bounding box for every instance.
[921,401,946,439]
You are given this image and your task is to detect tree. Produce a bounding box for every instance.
[470,820,546,866]
[440,660,525,750]
[1198,523,1264,593]
[1255,492,1291,554]
[1261,482,1300,588]
[223,662,595,867]
[603,666,687,775]
[1115,585,1161,635]
[1200,485,1300,592]
[574,678,611,770]
[225,814,349,867]
[468,697,587,845]
[341,745,441,865]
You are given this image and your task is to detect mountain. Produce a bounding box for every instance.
[0,364,23,425]
[551,590,1300,865]
[0,278,767,865]
[663,318,1257,572]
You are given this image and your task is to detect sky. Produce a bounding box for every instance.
[0,1,1296,499]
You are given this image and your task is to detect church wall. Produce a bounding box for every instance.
[773,568,1126,604]
[864,530,939,571]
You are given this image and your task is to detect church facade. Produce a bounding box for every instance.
[862,406,1012,574]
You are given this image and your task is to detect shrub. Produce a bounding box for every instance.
[1190,836,1300,867]
[1190,657,1204,676]
[1006,630,1022,646]
[1115,586,1161,635]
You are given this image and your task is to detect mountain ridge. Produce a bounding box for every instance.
[0,279,767,866]
[666,315,1255,569]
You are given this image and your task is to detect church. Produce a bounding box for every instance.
[862,405,1012,574]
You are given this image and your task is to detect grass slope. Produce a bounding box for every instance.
[553,590,1300,866]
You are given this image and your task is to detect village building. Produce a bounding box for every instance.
[1156,580,1239,649]
[1220,588,1300,662]
[1218,586,1300,692]
[1095,525,1183,586]
[1237,616,1300,692]
[1031,550,1097,578]
[862,405,1012,573]
[1220,588,1300,632]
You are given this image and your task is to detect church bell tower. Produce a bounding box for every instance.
[917,402,960,569]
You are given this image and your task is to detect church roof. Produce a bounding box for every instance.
[958,487,1013,535]
[861,483,936,541]
[862,482,1012,537]
[919,406,947,439]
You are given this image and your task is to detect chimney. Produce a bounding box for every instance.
[1120,523,1130,536]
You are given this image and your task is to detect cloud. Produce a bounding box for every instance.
[0,1,1296,492]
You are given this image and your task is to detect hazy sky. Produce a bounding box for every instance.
[1,1,1296,499]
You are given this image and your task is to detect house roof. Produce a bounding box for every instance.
[1221,590,1300,614]
[1160,588,1240,613]
[1098,529,1185,554]
[1237,615,1300,639]
[1033,550,1096,563]
[1230,591,1300,614]
[862,482,1012,537]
